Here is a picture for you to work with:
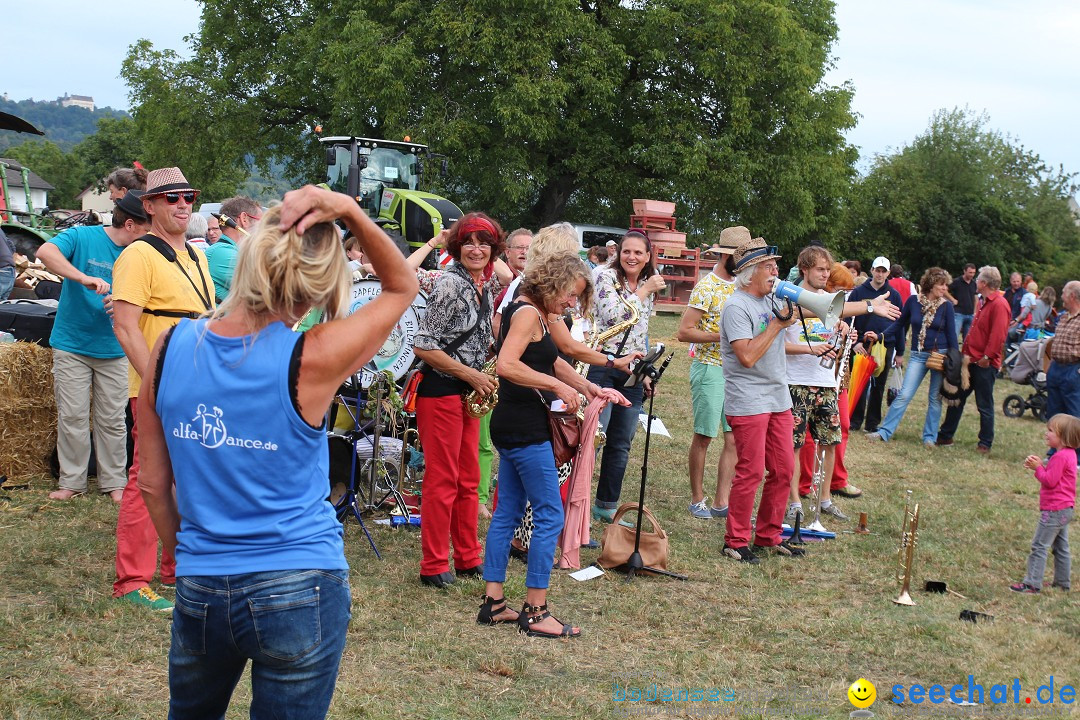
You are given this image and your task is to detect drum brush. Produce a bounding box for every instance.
[211,212,250,238]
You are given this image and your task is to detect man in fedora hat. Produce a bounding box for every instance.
[35,191,151,503]
[110,167,215,612]
[677,225,746,520]
[720,237,802,562]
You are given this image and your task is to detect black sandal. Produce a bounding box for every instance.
[477,595,518,625]
[517,602,580,639]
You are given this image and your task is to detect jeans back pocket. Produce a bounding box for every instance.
[173,590,209,656]
[249,587,322,662]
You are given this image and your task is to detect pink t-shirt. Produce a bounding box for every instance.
[1035,447,1077,511]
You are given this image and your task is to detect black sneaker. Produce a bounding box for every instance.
[752,540,808,558]
[722,544,760,564]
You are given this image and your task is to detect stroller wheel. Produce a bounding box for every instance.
[1003,395,1025,419]
[1029,395,1047,421]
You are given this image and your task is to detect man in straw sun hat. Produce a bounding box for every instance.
[110,166,215,612]
[677,225,747,521]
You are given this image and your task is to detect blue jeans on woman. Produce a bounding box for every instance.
[484,442,564,588]
[875,350,943,444]
[169,569,351,720]
[587,365,644,509]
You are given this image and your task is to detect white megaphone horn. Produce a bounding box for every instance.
[770,279,846,329]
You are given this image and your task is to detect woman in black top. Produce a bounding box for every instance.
[479,253,625,638]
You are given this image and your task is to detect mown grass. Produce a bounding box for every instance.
[2,314,1078,719]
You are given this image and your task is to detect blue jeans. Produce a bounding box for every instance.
[876,350,943,443]
[484,442,563,588]
[956,313,974,340]
[1047,361,1080,419]
[587,366,644,509]
[169,569,351,720]
[1023,507,1072,590]
[937,364,997,448]
[0,266,15,301]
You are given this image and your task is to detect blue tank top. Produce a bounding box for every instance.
[156,318,346,575]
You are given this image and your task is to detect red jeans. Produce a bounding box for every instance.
[727,411,794,549]
[113,398,175,596]
[799,388,850,495]
[416,395,481,576]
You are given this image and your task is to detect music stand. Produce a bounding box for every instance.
[615,351,687,582]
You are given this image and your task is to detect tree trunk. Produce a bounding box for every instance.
[529,176,575,228]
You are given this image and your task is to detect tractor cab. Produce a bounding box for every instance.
[320,136,461,267]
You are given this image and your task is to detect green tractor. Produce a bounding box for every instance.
[321,136,462,268]
[1,113,58,260]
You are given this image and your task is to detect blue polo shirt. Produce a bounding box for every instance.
[48,226,126,358]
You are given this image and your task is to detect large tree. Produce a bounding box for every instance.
[840,108,1079,281]
[121,0,856,249]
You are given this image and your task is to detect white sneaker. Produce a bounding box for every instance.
[820,503,849,521]
[784,504,802,524]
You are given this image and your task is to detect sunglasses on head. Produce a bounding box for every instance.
[160,191,199,204]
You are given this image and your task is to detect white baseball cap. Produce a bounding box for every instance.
[872,256,891,271]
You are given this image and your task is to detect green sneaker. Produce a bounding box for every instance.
[120,586,174,613]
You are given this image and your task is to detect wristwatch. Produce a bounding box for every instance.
[865,300,874,315]
[605,354,616,368]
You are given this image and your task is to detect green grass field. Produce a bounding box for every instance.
[2,314,1077,719]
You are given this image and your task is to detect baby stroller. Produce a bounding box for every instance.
[1002,337,1050,421]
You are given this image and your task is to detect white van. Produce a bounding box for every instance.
[568,223,627,258]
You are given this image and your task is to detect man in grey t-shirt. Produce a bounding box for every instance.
[720,238,801,563]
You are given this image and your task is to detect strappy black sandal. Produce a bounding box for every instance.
[517,602,580,639]
[476,595,518,625]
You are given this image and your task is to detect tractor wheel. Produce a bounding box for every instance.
[4,227,45,261]
[1002,395,1025,419]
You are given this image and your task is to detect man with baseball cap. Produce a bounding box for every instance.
[848,256,902,438]
[677,225,745,520]
[110,167,216,612]
[35,190,151,503]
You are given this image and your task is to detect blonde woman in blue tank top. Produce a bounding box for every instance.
[136,186,417,720]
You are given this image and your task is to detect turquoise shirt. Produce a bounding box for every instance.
[48,226,125,358]
[204,235,238,302]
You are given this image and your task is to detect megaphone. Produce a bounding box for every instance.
[770,279,846,329]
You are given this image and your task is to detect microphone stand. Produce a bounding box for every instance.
[622,352,687,582]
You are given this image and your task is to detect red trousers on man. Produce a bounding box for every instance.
[113,398,175,597]
[726,411,794,549]
[416,395,482,576]
[799,388,850,495]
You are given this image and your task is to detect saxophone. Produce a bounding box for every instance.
[463,352,499,418]
[574,275,642,445]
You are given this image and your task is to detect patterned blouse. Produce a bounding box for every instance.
[592,267,653,356]
[415,262,500,374]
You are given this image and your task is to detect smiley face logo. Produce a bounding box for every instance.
[848,678,876,709]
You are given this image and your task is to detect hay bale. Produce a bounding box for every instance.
[0,341,56,479]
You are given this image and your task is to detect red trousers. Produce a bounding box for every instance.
[416,395,482,576]
[798,388,850,495]
[113,398,175,596]
[727,411,794,549]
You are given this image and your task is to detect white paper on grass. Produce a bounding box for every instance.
[638,413,671,437]
[569,565,605,581]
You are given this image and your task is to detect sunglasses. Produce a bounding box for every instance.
[159,191,199,204]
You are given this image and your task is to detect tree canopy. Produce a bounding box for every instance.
[121,0,857,249]
[839,108,1080,283]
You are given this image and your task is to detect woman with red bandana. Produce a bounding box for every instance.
[413,213,504,588]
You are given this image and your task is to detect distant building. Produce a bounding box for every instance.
[1069,196,1080,227]
[76,180,114,214]
[57,93,94,111]
[1,158,54,212]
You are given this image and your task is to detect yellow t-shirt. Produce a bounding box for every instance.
[112,239,215,397]
[687,271,736,367]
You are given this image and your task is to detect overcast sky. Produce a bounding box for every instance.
[5,0,1079,176]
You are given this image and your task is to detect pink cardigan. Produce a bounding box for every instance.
[1036,448,1077,511]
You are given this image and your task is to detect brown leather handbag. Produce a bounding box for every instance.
[926,351,946,372]
[547,410,581,465]
[597,502,669,572]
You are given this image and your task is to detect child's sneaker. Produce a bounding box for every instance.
[1009,582,1040,594]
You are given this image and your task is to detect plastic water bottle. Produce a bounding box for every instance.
[0,331,14,343]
